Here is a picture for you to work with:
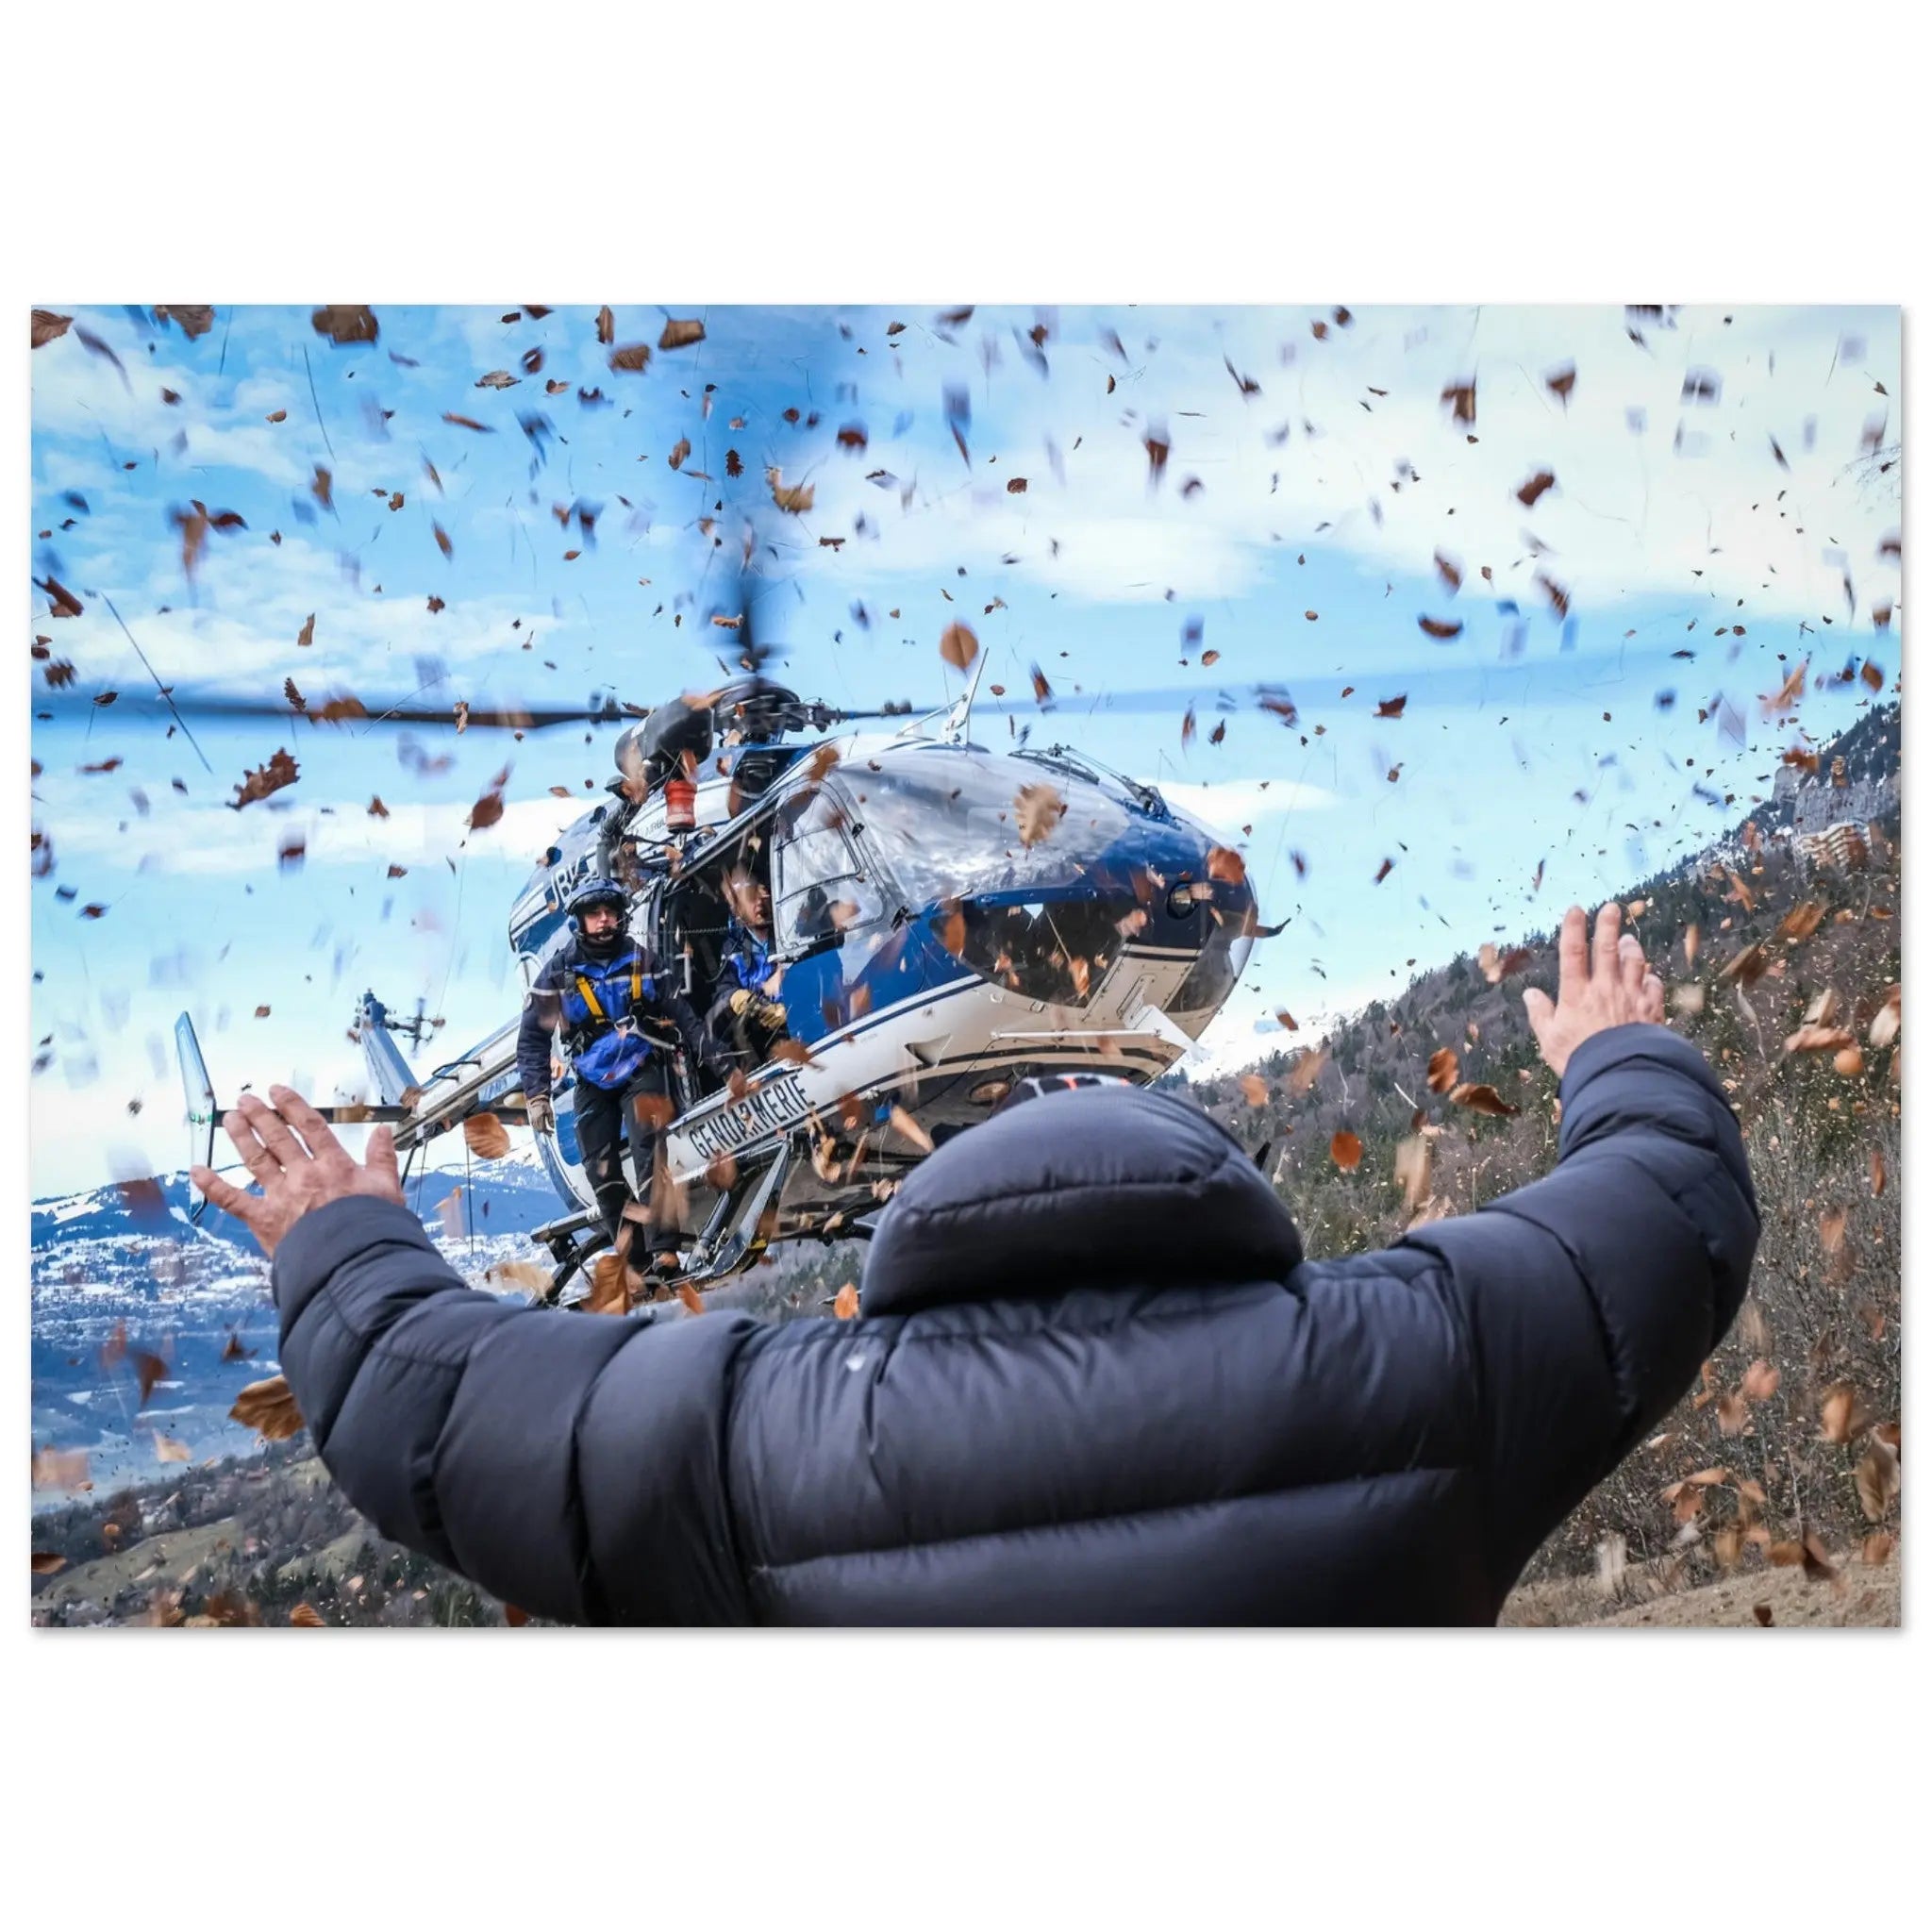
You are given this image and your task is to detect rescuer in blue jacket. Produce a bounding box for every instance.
[196,903,1760,1625]
[707,868,791,1067]
[515,876,724,1258]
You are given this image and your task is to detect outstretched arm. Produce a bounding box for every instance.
[1399,907,1759,1597]
[192,1089,755,1624]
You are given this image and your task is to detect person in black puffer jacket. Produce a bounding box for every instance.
[192,903,1758,1625]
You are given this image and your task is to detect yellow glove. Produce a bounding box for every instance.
[728,988,755,1017]
[761,1000,788,1027]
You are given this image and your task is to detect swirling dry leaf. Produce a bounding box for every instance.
[1449,1082,1520,1118]
[463,1112,511,1160]
[311,305,378,345]
[940,622,979,672]
[1013,782,1066,849]
[230,1374,306,1441]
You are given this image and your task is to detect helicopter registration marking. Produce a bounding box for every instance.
[685,1073,816,1161]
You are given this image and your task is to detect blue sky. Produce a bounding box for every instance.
[29,302,1902,1196]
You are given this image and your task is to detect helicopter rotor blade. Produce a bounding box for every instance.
[37,689,631,731]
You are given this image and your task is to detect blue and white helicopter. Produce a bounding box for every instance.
[175,627,1271,1300]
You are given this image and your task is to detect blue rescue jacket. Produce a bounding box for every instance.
[516,935,716,1096]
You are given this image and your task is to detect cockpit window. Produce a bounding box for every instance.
[772,788,882,949]
[837,748,1136,908]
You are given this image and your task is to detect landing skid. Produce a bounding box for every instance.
[525,1134,886,1311]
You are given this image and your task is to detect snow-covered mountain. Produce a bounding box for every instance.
[30,1146,575,1497]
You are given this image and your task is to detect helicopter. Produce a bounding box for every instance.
[163,604,1274,1304]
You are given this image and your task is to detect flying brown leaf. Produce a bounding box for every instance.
[658,318,706,351]
[1393,1135,1432,1211]
[940,622,979,672]
[229,749,299,810]
[1449,1082,1520,1118]
[1740,1358,1780,1402]
[31,1551,67,1575]
[1777,901,1824,942]
[767,469,814,514]
[32,309,75,349]
[1855,1443,1899,1521]
[833,1282,860,1321]
[289,1603,325,1627]
[1290,1045,1329,1096]
[463,1113,511,1160]
[311,305,378,345]
[133,1349,169,1408]
[1868,985,1901,1051]
[1014,782,1067,849]
[1476,942,1533,984]
[1818,1380,1861,1443]
[608,342,652,374]
[467,769,509,832]
[1330,1130,1362,1172]
[1785,1024,1854,1055]
[1206,845,1247,886]
[153,1430,192,1463]
[1418,616,1463,640]
[230,1374,305,1442]
[31,1446,91,1491]
[1426,1048,1458,1093]
[1516,470,1557,509]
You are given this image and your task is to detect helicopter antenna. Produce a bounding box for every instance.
[937,647,991,746]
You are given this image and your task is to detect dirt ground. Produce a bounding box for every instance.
[1502,1549,1900,1628]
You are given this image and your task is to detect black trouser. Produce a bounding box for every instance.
[574,1058,676,1249]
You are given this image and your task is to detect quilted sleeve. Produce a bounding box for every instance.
[272,1196,758,1624]
[1397,1022,1760,1596]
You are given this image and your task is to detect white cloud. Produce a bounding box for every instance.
[1159,777,1339,836]
[41,787,579,878]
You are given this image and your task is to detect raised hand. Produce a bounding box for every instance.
[1523,903,1667,1080]
[190,1084,404,1259]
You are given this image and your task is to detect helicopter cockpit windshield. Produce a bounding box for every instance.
[831,747,1208,1011]
[840,748,1137,905]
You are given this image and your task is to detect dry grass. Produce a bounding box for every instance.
[1502,1546,1899,1628]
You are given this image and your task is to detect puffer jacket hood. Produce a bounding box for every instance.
[862,1082,1301,1316]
